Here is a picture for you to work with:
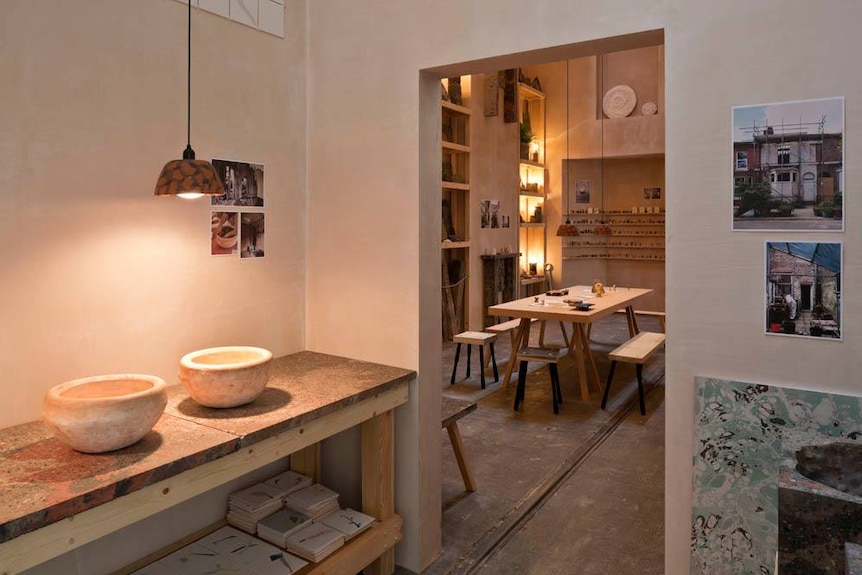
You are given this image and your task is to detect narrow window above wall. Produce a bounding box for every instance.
[175,0,285,38]
[736,151,748,170]
[777,145,791,165]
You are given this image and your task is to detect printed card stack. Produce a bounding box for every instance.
[226,483,286,534]
[284,484,340,520]
[264,469,313,495]
[283,521,345,563]
[256,508,312,549]
[130,525,308,575]
[318,508,376,541]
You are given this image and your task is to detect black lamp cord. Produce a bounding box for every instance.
[183,0,195,160]
[564,58,571,225]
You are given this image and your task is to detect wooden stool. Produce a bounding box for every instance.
[602,331,665,415]
[441,396,477,492]
[513,347,565,414]
[451,331,498,389]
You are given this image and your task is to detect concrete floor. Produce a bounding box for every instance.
[396,315,665,575]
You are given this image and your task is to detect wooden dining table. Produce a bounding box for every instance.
[488,285,653,402]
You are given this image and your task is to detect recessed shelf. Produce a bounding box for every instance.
[520,222,545,228]
[563,256,666,262]
[442,241,470,250]
[442,181,470,190]
[519,190,544,198]
[518,82,546,100]
[519,160,545,169]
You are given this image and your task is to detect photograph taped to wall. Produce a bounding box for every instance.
[490,200,500,228]
[480,200,490,228]
[211,158,265,207]
[732,97,843,232]
[691,377,862,575]
[240,213,265,259]
[211,211,239,256]
[575,179,590,204]
[765,242,841,340]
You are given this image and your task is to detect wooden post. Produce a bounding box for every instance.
[362,410,395,575]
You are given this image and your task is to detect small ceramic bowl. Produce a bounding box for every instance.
[179,346,273,408]
[42,374,167,453]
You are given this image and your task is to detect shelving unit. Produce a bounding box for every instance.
[0,353,412,575]
[518,75,547,297]
[442,79,472,340]
[561,208,665,262]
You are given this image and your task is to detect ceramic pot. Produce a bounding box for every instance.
[42,374,167,453]
[179,346,272,408]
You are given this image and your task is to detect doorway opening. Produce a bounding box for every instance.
[419,29,667,575]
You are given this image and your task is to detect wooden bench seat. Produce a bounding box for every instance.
[441,396,478,492]
[602,331,665,415]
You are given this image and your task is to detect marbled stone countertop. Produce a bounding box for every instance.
[0,351,413,544]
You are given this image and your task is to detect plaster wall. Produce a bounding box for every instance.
[307,1,862,573]
[1,0,306,572]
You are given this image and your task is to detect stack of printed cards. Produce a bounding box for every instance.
[226,483,286,533]
[284,484,340,520]
[318,508,376,541]
[130,525,308,575]
[264,469,313,495]
[284,521,345,563]
[256,508,312,549]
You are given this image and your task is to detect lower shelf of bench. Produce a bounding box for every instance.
[116,515,403,575]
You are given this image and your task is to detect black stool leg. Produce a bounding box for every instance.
[490,342,499,383]
[554,367,563,404]
[549,363,560,414]
[450,343,462,385]
[479,345,486,389]
[514,360,528,411]
[636,363,646,416]
[601,360,617,410]
[466,344,472,378]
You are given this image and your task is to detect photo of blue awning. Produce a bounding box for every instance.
[768,242,841,273]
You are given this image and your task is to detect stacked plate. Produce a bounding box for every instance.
[284,484,340,520]
[256,507,312,549]
[226,483,286,534]
[284,522,345,563]
[318,508,376,541]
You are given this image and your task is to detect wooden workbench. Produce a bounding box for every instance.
[0,351,414,575]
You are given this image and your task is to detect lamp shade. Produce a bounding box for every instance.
[154,158,225,199]
[556,223,580,236]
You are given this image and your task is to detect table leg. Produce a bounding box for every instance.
[625,306,640,336]
[571,324,591,402]
[501,318,531,388]
[362,410,395,575]
[578,324,603,392]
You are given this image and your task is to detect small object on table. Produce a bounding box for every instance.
[592,280,605,297]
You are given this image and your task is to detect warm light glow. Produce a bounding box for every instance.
[530,142,539,154]
[177,192,205,200]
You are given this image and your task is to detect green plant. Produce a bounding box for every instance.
[776,203,793,217]
[519,122,534,144]
[735,181,772,217]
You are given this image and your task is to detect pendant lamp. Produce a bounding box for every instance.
[556,58,580,237]
[154,0,224,199]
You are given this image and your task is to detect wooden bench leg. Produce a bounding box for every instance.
[558,322,570,349]
[514,360,528,411]
[601,360,617,410]
[490,342,499,383]
[636,363,646,416]
[446,421,477,492]
[478,345,486,389]
[450,343,462,385]
[549,363,560,414]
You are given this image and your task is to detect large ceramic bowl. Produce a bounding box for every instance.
[179,346,273,408]
[42,374,167,453]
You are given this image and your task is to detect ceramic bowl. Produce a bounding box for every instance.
[42,374,167,453]
[179,346,273,408]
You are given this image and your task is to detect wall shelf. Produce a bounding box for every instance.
[442,241,470,250]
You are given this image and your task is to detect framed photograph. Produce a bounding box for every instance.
[733,97,843,231]
[210,158,265,207]
[575,179,591,204]
[211,211,238,256]
[240,213,265,259]
[765,242,841,339]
